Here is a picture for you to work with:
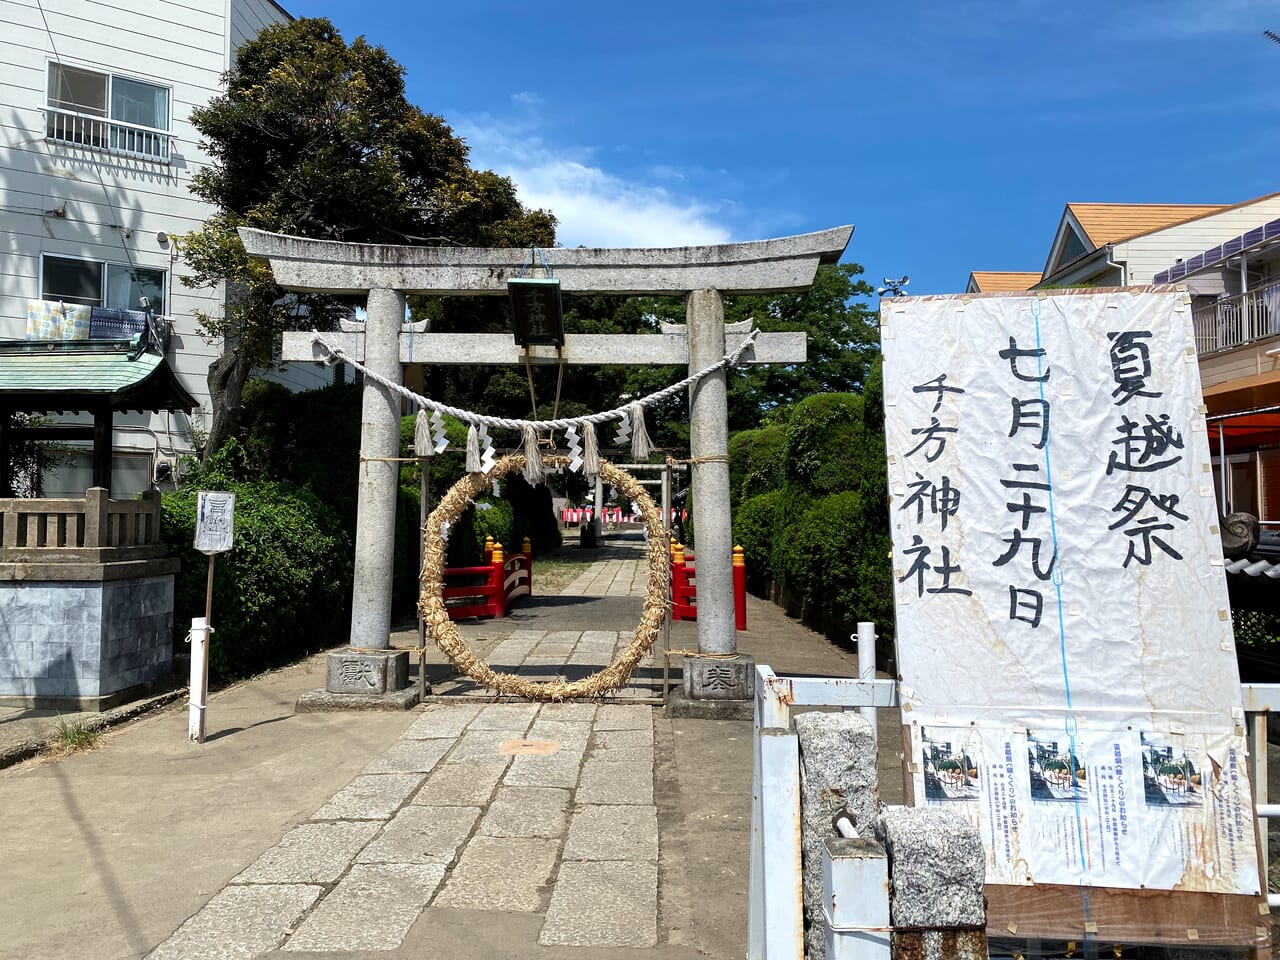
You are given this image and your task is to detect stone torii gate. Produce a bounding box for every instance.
[241,225,853,709]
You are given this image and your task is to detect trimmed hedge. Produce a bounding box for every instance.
[728,424,787,510]
[728,381,893,636]
[733,489,785,592]
[162,470,351,682]
[783,392,865,498]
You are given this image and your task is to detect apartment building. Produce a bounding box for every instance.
[0,0,329,494]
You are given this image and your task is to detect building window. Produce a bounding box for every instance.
[45,63,170,162]
[41,255,166,315]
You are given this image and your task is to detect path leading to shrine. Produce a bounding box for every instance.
[0,536,900,959]
[418,533,666,701]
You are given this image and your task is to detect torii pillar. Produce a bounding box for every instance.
[242,225,853,711]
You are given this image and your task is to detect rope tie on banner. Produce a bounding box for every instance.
[310,326,760,477]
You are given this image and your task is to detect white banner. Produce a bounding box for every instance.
[883,289,1257,894]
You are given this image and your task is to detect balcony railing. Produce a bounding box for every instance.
[0,488,166,563]
[43,106,170,163]
[1192,284,1280,355]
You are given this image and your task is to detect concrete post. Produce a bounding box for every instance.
[349,286,405,650]
[687,289,735,655]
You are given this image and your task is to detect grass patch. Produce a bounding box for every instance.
[47,717,102,757]
[532,550,598,595]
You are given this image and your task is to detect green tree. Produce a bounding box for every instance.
[721,263,879,431]
[180,17,555,460]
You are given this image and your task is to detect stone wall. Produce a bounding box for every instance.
[0,574,174,701]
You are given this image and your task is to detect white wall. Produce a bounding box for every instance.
[1117,196,1280,284]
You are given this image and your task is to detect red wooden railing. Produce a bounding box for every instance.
[670,541,747,631]
[443,537,533,619]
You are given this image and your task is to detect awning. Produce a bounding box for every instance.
[1207,406,1280,455]
[1154,216,1280,283]
[0,342,196,414]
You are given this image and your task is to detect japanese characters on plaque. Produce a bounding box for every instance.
[882,291,1257,895]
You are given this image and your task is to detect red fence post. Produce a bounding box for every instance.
[489,541,505,616]
[522,536,533,595]
[732,544,747,631]
[671,542,697,621]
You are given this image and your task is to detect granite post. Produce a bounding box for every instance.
[686,289,735,657]
[795,711,880,960]
[349,286,404,652]
[872,806,987,960]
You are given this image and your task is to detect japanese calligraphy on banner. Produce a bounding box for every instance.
[882,289,1258,895]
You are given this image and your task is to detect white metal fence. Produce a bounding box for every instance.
[44,105,170,162]
[1192,286,1280,354]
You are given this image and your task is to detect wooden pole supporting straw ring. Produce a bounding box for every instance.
[419,453,669,701]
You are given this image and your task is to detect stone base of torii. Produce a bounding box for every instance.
[243,225,853,714]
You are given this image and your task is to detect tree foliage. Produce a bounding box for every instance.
[180,17,555,460]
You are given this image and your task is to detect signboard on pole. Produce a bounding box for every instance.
[189,490,234,744]
[882,288,1257,895]
[194,491,235,554]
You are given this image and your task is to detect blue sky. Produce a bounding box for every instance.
[290,0,1280,296]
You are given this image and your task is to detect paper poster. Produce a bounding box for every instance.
[884,290,1257,895]
[194,491,236,554]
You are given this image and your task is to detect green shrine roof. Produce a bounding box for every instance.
[0,342,196,413]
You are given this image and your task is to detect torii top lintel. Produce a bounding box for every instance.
[237,225,854,297]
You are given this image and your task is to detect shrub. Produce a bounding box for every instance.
[733,490,783,592]
[783,393,865,498]
[162,462,352,681]
[773,491,893,630]
[728,424,787,508]
[444,495,515,566]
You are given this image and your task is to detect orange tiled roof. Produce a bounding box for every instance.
[968,271,1043,292]
[1066,203,1228,246]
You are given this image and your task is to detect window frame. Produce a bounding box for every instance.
[44,60,172,162]
[39,253,169,316]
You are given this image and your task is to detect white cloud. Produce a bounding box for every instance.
[457,115,733,249]
[510,91,542,106]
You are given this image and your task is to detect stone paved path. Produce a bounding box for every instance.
[416,534,669,701]
[147,537,677,958]
[147,700,660,957]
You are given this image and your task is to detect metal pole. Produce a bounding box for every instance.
[856,622,877,745]
[1219,423,1229,517]
[188,614,210,744]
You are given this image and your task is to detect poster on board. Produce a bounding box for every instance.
[194,491,236,555]
[882,289,1257,895]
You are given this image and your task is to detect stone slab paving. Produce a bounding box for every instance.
[234,820,382,884]
[310,773,424,821]
[433,835,560,911]
[283,863,446,952]
[146,884,322,959]
[355,805,479,864]
[540,861,659,947]
[563,804,659,862]
[148,700,661,957]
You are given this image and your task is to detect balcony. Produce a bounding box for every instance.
[43,105,170,163]
[1192,284,1280,355]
